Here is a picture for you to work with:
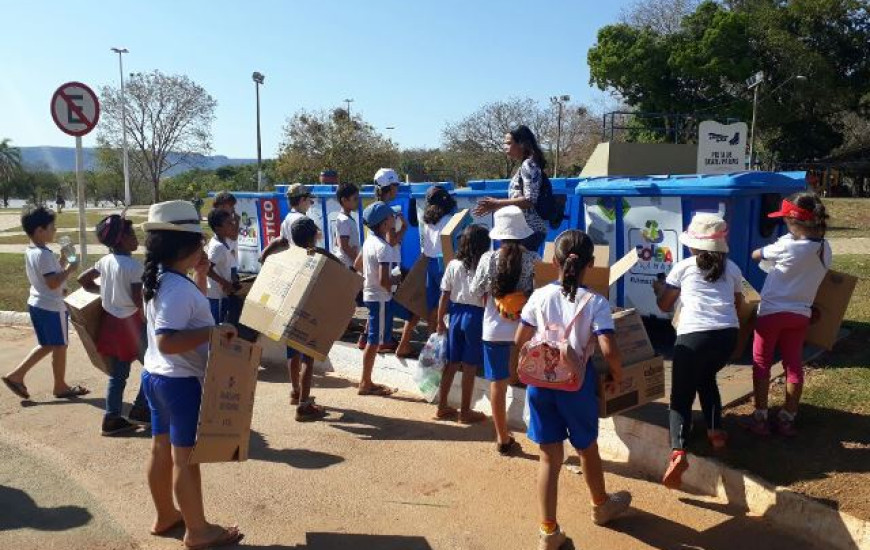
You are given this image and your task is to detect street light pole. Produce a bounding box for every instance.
[747,72,806,170]
[252,72,265,191]
[550,94,570,177]
[343,98,354,118]
[111,47,131,205]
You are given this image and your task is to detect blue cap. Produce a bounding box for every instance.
[363,201,395,228]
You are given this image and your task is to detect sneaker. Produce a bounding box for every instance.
[662,450,689,490]
[357,333,367,350]
[739,413,771,436]
[774,415,798,437]
[591,491,632,526]
[101,416,138,437]
[127,404,151,425]
[538,528,567,550]
[707,430,728,451]
[295,398,328,422]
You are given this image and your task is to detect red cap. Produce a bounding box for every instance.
[767,199,814,221]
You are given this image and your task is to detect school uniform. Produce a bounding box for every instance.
[332,211,360,269]
[279,209,306,244]
[422,217,450,311]
[441,259,485,366]
[24,245,68,346]
[141,270,215,447]
[362,234,397,345]
[520,285,614,450]
[206,236,238,324]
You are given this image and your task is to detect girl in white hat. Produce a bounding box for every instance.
[652,212,743,490]
[140,201,243,549]
[470,206,540,455]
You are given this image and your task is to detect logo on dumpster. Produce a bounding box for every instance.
[629,219,676,275]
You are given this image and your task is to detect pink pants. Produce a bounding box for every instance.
[752,312,810,385]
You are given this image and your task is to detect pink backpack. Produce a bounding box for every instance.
[517,292,596,392]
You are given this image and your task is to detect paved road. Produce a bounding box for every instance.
[0,327,819,550]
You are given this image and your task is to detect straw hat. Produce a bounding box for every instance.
[679,213,728,253]
[489,205,534,241]
[142,201,203,233]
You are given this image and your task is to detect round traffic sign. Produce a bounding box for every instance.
[50,82,101,137]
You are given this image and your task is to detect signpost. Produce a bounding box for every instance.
[50,82,100,265]
[696,120,748,174]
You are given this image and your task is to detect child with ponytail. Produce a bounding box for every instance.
[470,206,539,455]
[140,201,242,549]
[515,230,630,549]
[746,192,831,437]
[653,213,743,490]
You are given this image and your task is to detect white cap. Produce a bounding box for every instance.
[373,168,400,188]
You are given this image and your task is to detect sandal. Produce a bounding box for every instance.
[295,399,328,422]
[54,385,90,399]
[357,384,397,397]
[378,342,398,354]
[662,450,689,490]
[2,376,29,399]
[184,526,243,550]
[150,517,185,537]
[497,437,520,456]
[459,410,487,425]
[290,390,301,406]
[433,406,458,420]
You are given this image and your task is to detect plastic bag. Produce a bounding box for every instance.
[413,333,447,403]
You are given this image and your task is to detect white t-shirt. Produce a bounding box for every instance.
[144,271,215,379]
[758,234,832,318]
[279,209,307,245]
[25,246,65,312]
[666,256,742,336]
[332,212,360,268]
[206,236,236,299]
[421,217,450,258]
[362,235,396,303]
[471,248,540,342]
[521,285,614,353]
[95,254,144,319]
[440,259,483,307]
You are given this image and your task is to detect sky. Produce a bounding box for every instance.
[0,0,630,159]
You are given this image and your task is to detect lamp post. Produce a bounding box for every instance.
[252,71,265,190]
[550,94,570,177]
[747,72,807,170]
[110,47,131,205]
[343,98,354,118]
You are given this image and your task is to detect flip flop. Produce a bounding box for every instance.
[459,410,487,425]
[433,407,458,420]
[184,526,243,550]
[357,384,397,397]
[54,385,90,399]
[2,377,29,399]
[150,517,185,537]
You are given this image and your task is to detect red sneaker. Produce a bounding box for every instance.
[739,414,771,437]
[662,450,689,490]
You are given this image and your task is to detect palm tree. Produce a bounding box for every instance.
[0,138,21,181]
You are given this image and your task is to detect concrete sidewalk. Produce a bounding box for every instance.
[0,326,823,550]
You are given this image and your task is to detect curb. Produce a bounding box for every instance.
[0,310,29,327]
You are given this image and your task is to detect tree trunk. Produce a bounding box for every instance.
[152,177,160,204]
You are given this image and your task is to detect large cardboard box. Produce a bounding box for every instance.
[240,247,363,361]
[64,288,110,374]
[534,243,638,298]
[189,332,262,464]
[394,256,429,319]
[592,308,655,370]
[806,269,858,350]
[596,356,665,418]
[439,209,471,266]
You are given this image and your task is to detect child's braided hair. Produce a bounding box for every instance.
[143,230,204,302]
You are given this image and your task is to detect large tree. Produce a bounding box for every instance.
[275,108,398,184]
[588,0,870,164]
[98,70,217,202]
[0,138,23,208]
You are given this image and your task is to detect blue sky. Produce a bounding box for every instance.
[1,0,629,158]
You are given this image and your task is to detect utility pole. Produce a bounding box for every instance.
[252,72,265,190]
[110,47,131,205]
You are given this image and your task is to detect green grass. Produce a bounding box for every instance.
[0,228,148,246]
[0,212,146,233]
[831,254,870,325]
[0,253,81,311]
[823,198,870,238]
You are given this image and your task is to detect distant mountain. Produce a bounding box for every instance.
[19,146,258,177]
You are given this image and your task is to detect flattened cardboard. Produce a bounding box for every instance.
[189,332,262,464]
[240,247,363,361]
[394,256,429,319]
[439,209,471,266]
[592,308,655,369]
[534,243,638,298]
[806,269,858,350]
[595,356,665,417]
[64,288,110,374]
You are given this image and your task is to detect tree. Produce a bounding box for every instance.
[275,108,398,184]
[619,0,700,35]
[8,168,61,206]
[0,138,22,207]
[98,70,217,202]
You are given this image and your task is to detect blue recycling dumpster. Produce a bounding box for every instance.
[207,191,288,274]
[573,171,807,318]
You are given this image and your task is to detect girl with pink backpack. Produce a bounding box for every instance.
[515,230,631,550]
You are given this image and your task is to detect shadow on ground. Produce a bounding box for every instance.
[0,485,92,532]
[244,532,433,550]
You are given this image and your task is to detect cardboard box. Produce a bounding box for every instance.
[439,209,471,266]
[394,255,429,319]
[240,247,363,361]
[592,308,655,369]
[534,243,638,298]
[189,332,262,464]
[596,356,665,417]
[806,269,858,350]
[64,288,110,374]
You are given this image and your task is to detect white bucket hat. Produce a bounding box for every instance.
[142,200,203,233]
[679,213,728,253]
[489,205,534,241]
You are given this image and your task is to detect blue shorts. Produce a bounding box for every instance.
[483,341,512,381]
[141,370,202,447]
[447,303,484,366]
[29,306,68,346]
[527,364,599,450]
[425,256,444,312]
[208,298,227,324]
[365,300,395,345]
[286,347,298,359]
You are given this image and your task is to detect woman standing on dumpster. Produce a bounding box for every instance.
[473,125,549,253]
